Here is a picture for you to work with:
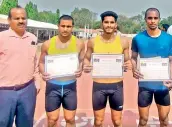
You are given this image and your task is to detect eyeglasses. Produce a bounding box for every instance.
[147,17,159,20]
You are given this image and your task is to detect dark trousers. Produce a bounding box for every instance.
[0,82,37,127]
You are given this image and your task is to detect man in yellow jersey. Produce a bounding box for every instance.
[83,11,132,127]
[39,15,85,127]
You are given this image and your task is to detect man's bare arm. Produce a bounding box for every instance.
[77,39,85,69]
[39,40,49,75]
[83,39,94,73]
[131,51,144,79]
[84,39,94,65]
[163,56,172,89]
[131,51,138,69]
[121,37,132,71]
[122,37,130,62]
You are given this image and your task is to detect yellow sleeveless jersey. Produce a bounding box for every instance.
[93,35,123,83]
[47,35,78,81]
[48,35,78,55]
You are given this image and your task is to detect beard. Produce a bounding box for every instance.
[148,25,158,30]
[103,27,114,34]
[105,31,113,34]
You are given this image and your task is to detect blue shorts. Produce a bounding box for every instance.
[92,81,123,111]
[138,87,170,107]
[45,81,77,112]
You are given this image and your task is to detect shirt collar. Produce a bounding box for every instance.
[8,28,29,38]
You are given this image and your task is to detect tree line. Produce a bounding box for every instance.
[0,0,60,24]
[0,0,172,33]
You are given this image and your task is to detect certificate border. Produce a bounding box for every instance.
[44,53,79,78]
[91,53,124,78]
[138,58,171,81]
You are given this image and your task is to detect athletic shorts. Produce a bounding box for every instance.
[45,81,77,112]
[138,87,170,107]
[92,81,123,111]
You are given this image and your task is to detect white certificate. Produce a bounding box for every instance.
[138,58,170,81]
[91,53,124,78]
[45,53,78,78]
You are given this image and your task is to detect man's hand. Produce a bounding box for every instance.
[163,80,172,90]
[42,72,51,81]
[123,61,132,71]
[132,68,144,79]
[75,67,83,78]
[83,64,93,73]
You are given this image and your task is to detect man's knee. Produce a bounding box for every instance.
[139,116,148,126]
[47,115,59,126]
[160,117,168,126]
[94,117,104,127]
[112,118,122,126]
[64,115,75,124]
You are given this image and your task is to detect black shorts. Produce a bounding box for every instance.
[92,81,123,111]
[45,81,77,112]
[138,87,170,107]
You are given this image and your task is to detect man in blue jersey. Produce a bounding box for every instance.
[131,8,172,127]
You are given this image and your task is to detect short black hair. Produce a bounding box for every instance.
[58,15,74,25]
[145,8,160,19]
[8,5,26,19]
[162,24,170,31]
[100,11,118,22]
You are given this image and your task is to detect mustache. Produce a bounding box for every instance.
[105,27,113,29]
[17,23,25,26]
